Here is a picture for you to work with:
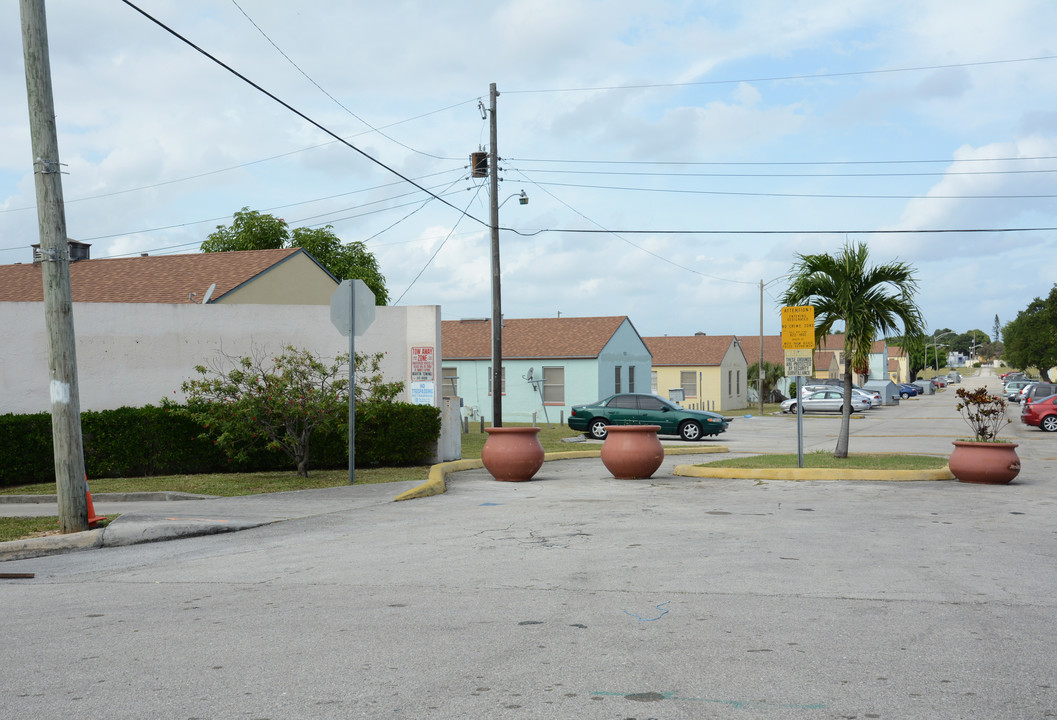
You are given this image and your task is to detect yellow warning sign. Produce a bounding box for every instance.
[781,306,815,350]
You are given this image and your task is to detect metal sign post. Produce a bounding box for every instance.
[782,306,815,469]
[330,280,376,484]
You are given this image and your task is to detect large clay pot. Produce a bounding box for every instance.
[949,440,1021,484]
[481,427,545,482]
[601,425,665,479]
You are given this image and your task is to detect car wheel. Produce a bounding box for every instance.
[588,418,609,440]
[679,421,702,441]
[1041,415,1057,432]
[900,391,910,399]
[787,403,797,414]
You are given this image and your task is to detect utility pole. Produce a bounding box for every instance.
[758,279,764,415]
[21,0,88,533]
[488,82,502,427]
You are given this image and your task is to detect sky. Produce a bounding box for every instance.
[3,1,1056,341]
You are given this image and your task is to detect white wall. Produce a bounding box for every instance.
[0,302,441,414]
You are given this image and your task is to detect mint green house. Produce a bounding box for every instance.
[441,316,651,425]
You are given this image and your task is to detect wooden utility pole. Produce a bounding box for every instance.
[488,82,502,427]
[21,0,88,533]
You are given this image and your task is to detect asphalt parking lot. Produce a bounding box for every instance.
[2,370,1055,719]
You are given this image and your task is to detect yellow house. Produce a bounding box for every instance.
[813,350,840,379]
[643,334,748,412]
[886,345,910,383]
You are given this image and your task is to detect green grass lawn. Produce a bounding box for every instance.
[700,451,948,470]
[0,515,119,543]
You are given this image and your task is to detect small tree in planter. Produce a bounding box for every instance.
[949,386,1019,484]
[954,386,1011,442]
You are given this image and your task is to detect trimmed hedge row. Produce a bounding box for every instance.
[0,402,441,488]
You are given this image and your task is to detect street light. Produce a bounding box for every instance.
[933,331,955,372]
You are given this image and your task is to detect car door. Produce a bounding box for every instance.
[636,394,678,434]
[605,394,639,426]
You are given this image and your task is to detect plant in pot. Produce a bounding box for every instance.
[949,386,1020,484]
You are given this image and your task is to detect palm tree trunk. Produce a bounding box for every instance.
[835,374,852,458]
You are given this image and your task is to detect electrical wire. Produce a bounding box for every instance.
[120,1,488,229]
[392,183,486,305]
[229,0,460,162]
[504,54,1057,95]
[509,168,758,285]
[507,154,1057,166]
[522,179,1057,200]
[506,167,1057,179]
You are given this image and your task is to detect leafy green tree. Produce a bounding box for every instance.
[175,346,404,477]
[203,207,389,305]
[780,241,925,458]
[1003,297,1057,381]
[747,360,786,402]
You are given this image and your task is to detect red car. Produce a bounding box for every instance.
[1021,393,1057,432]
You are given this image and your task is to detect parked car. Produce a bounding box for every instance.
[1004,380,1033,399]
[931,377,947,388]
[781,389,871,414]
[1021,393,1057,432]
[946,371,962,384]
[568,393,729,441]
[1022,382,1057,405]
[897,383,919,399]
[1002,371,1027,382]
[801,385,880,408]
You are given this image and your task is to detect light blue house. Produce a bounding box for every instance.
[441,316,652,424]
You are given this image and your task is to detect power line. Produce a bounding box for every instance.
[504,225,1057,237]
[522,179,1057,200]
[393,184,487,305]
[507,166,1057,179]
[504,54,1057,95]
[507,154,1057,166]
[229,0,460,162]
[120,1,488,229]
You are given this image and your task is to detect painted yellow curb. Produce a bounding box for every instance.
[673,464,955,482]
[393,445,731,501]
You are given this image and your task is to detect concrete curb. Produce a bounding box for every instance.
[392,445,731,501]
[0,492,216,504]
[0,528,105,561]
[673,463,955,482]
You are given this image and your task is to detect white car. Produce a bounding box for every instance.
[801,384,880,408]
[781,389,871,414]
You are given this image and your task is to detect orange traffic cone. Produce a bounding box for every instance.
[85,477,106,528]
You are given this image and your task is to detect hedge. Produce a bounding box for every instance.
[0,402,441,488]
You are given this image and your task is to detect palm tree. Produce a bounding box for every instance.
[780,241,926,458]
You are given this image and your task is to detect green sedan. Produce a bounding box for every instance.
[568,393,729,441]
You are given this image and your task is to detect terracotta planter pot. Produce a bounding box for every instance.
[601,425,665,479]
[481,427,545,482]
[949,440,1021,484]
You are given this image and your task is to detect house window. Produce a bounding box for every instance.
[628,365,636,392]
[680,371,696,398]
[615,365,622,393]
[651,371,658,393]
[728,370,733,395]
[487,366,506,395]
[441,367,458,397]
[542,366,564,404]
[737,370,741,395]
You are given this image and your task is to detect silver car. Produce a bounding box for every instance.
[781,389,871,413]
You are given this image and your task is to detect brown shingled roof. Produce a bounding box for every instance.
[442,316,633,359]
[0,248,303,303]
[737,335,785,367]
[642,335,739,366]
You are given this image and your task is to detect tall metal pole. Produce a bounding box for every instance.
[488,83,502,427]
[758,279,765,415]
[21,0,88,533]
